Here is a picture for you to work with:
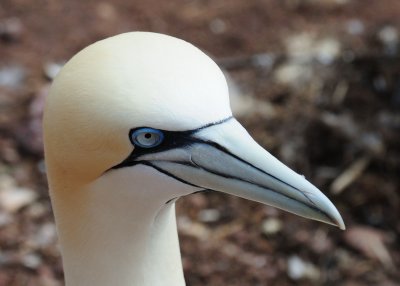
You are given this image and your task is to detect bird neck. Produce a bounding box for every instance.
[48,167,189,286]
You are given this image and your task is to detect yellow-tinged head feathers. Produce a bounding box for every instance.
[44,32,231,181]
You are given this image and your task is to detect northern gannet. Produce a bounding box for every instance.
[43,32,344,286]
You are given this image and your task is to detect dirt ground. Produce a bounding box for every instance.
[0,0,399,285]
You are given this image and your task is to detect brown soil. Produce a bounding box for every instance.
[0,0,399,285]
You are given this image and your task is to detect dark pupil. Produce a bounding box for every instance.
[144,133,152,139]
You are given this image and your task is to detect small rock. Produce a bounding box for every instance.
[0,186,37,213]
[177,216,210,240]
[261,218,282,235]
[274,62,312,87]
[21,253,42,269]
[285,33,341,65]
[378,26,398,46]
[378,26,398,55]
[198,208,220,223]
[0,65,26,89]
[287,255,320,281]
[209,18,226,34]
[43,62,63,80]
[314,38,341,65]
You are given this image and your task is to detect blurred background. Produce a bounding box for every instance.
[0,0,399,285]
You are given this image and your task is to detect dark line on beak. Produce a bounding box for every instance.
[169,159,336,225]
[138,161,202,188]
[189,138,318,209]
[165,189,210,205]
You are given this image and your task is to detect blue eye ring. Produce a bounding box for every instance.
[131,128,164,148]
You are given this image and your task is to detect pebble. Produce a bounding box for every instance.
[285,33,341,65]
[0,177,37,213]
[209,18,226,34]
[314,38,341,65]
[378,26,398,55]
[21,253,42,269]
[378,26,398,46]
[0,65,26,89]
[198,208,220,223]
[43,62,63,80]
[261,218,282,235]
[274,62,312,87]
[287,255,320,281]
[177,216,210,240]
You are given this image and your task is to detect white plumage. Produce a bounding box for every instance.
[43,32,344,286]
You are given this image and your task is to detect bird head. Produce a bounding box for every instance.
[44,32,344,229]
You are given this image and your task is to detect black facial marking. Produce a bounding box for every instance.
[137,160,200,188]
[112,116,233,170]
[109,115,336,224]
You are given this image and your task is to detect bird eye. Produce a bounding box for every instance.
[131,128,164,148]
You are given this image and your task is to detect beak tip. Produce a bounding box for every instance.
[324,207,345,230]
[335,216,346,230]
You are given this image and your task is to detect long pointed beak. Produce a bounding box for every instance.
[136,118,345,229]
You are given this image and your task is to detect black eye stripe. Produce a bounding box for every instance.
[111,116,233,170]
